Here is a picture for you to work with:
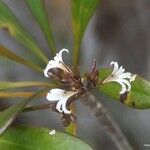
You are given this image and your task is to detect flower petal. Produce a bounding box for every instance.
[46,88,65,101]
[56,100,63,113]
[110,61,119,75]
[62,99,71,114]
[130,74,137,82]
[116,80,127,94]
[46,88,78,114]
[115,66,125,76]
[44,49,70,77]
[117,72,132,79]
[55,49,69,62]
[119,79,131,91]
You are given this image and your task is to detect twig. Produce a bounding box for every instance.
[23,103,77,127]
[23,103,54,112]
[82,93,133,150]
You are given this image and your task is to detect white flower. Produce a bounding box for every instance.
[46,88,78,114]
[44,49,71,77]
[102,61,137,94]
[49,130,56,135]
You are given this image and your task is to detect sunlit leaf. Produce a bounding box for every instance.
[0,2,48,63]
[0,81,54,91]
[99,69,150,109]
[26,0,56,55]
[0,126,93,150]
[71,0,100,66]
[0,46,43,72]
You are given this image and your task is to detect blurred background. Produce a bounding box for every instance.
[0,0,150,150]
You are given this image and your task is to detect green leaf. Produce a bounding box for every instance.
[0,81,54,91]
[65,122,77,136]
[26,0,56,55]
[0,2,48,63]
[0,126,93,150]
[99,69,150,109]
[0,46,43,72]
[71,0,100,67]
[0,89,47,135]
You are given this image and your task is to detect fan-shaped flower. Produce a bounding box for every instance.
[102,61,137,94]
[44,49,71,77]
[46,88,78,114]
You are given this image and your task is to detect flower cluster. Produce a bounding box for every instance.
[44,49,136,116]
[102,61,137,94]
[44,49,82,115]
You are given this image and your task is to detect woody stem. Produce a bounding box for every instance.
[23,103,55,112]
[81,93,133,150]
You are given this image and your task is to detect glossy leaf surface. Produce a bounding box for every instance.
[0,126,93,150]
[99,69,150,109]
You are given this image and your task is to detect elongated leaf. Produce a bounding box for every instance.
[71,0,100,66]
[0,92,36,98]
[0,81,54,91]
[0,126,92,150]
[99,69,150,109]
[0,2,48,63]
[0,46,43,72]
[0,89,47,135]
[26,0,56,55]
